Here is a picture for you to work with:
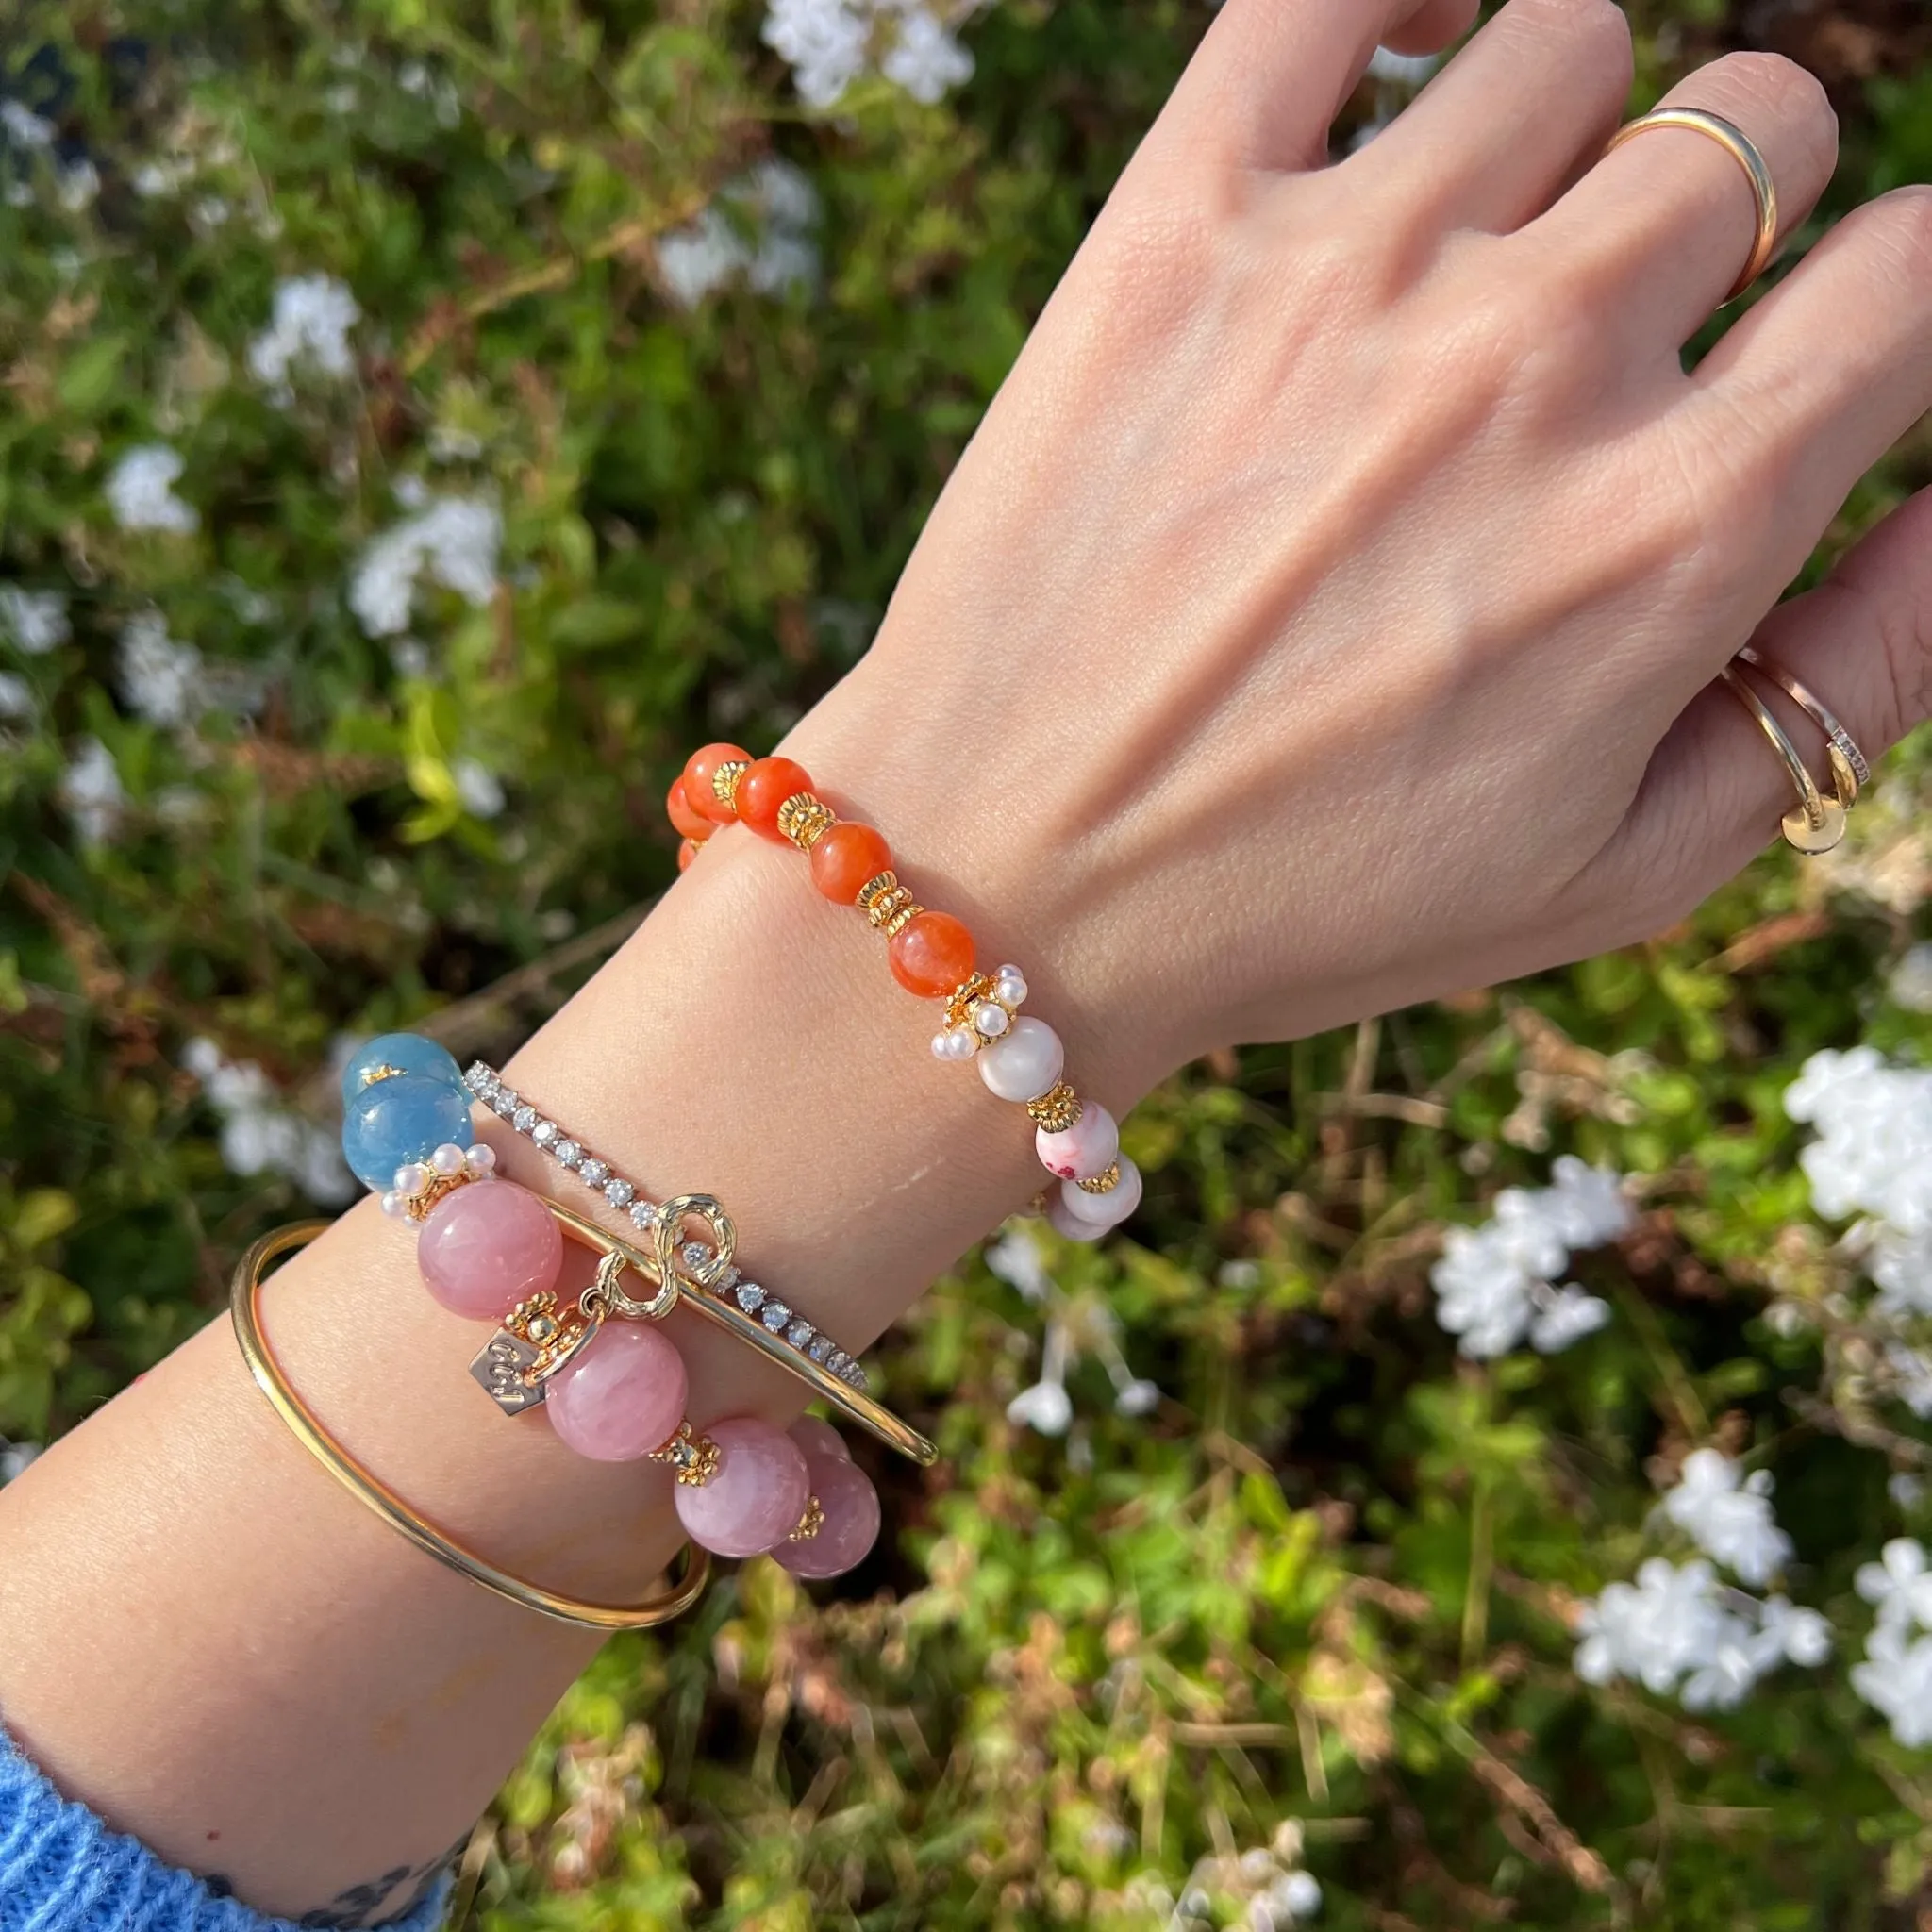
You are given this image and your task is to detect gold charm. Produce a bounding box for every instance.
[787,1494,824,1542]
[469,1288,605,1415]
[653,1193,738,1294]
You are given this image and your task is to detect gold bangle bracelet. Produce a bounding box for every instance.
[542,1194,939,1468]
[231,1222,712,1632]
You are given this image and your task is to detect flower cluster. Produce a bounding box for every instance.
[182,1038,355,1205]
[246,273,361,398]
[1428,1156,1628,1358]
[761,0,982,108]
[347,492,502,637]
[106,444,199,535]
[1854,1540,1932,1745]
[656,161,821,310]
[1141,1824,1322,1931]
[1787,1046,1932,1319]
[0,588,70,656]
[1574,1450,1826,1709]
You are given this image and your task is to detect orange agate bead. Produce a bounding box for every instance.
[810,823,891,905]
[677,837,700,872]
[666,777,711,842]
[888,910,974,998]
[736,756,815,844]
[682,742,751,825]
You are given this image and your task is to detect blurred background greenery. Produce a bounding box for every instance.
[6,1,1932,1925]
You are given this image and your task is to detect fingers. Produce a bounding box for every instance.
[1587,488,1932,926]
[1351,0,1633,237]
[1156,0,1478,175]
[1522,52,1839,352]
[1689,187,1932,558]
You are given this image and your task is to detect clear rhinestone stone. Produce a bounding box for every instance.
[629,1200,658,1230]
[808,1335,835,1363]
[605,1178,635,1209]
[465,1062,490,1091]
[735,1281,766,1315]
[579,1158,609,1189]
[491,1089,517,1116]
[682,1241,709,1273]
[841,1361,867,1389]
[555,1140,582,1168]
[760,1300,791,1333]
[786,1319,815,1350]
[826,1350,853,1377]
[531,1120,558,1147]
[512,1106,536,1131]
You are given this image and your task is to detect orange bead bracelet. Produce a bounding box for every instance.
[668,745,1143,1241]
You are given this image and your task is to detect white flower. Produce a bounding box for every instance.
[1660,1450,1792,1588]
[1754,1594,1832,1668]
[1270,1871,1322,1920]
[1526,1284,1611,1355]
[0,671,33,721]
[1888,1342,1932,1418]
[1366,46,1438,86]
[1113,1378,1160,1417]
[56,158,99,212]
[0,587,70,655]
[984,1224,1052,1303]
[762,0,872,108]
[1429,1160,1627,1359]
[1856,1538,1932,1633]
[1852,1622,1932,1747]
[0,1440,42,1485]
[347,495,501,636]
[186,1039,355,1205]
[247,274,360,396]
[106,444,199,535]
[1893,1473,1926,1510]
[1007,1378,1072,1436]
[1890,945,1932,1015]
[657,160,821,309]
[452,758,505,819]
[58,735,126,843]
[117,609,206,727]
[880,8,974,104]
[1,100,55,150]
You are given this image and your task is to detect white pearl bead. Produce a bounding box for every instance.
[930,1032,953,1060]
[465,1143,497,1174]
[393,1161,430,1197]
[972,1001,1009,1039]
[380,1190,408,1219]
[932,1028,975,1063]
[1060,1158,1142,1228]
[978,1017,1064,1103]
[429,1142,466,1176]
[994,967,1028,1008]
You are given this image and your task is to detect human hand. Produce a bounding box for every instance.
[783,0,1932,1098]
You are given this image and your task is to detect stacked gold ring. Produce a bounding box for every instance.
[1721,651,1869,856]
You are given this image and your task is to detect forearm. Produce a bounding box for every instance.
[0,670,1136,1921]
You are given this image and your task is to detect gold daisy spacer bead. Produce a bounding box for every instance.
[787,1494,825,1542]
[1076,1160,1123,1195]
[777,792,837,850]
[711,759,749,809]
[1026,1081,1084,1133]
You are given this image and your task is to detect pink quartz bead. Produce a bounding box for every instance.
[545,1322,689,1463]
[416,1178,563,1321]
[773,1453,881,1581]
[1036,1101,1119,1182]
[674,1416,810,1558]
[788,1416,852,1463]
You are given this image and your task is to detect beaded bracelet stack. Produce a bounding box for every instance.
[668,745,1141,1240]
[303,1031,933,1616]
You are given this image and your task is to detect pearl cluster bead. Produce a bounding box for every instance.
[379,1141,496,1220]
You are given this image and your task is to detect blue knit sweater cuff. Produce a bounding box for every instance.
[0,1724,449,1932]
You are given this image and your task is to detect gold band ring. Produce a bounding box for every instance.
[232,1222,712,1631]
[1720,665,1846,855]
[1605,108,1780,304]
[1736,643,1870,805]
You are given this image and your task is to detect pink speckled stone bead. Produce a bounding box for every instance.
[788,1416,851,1463]
[674,1416,810,1558]
[774,1453,881,1580]
[545,1322,689,1463]
[1036,1100,1119,1182]
[416,1178,562,1321]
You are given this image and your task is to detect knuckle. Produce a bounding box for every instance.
[1848,185,1932,289]
[1828,569,1932,750]
[1695,51,1838,173]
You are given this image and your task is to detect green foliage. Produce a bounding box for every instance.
[5,2,1932,1926]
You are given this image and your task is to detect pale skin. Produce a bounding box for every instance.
[6,0,1932,1917]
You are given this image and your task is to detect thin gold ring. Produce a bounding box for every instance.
[232,1223,712,1631]
[1605,108,1780,304]
[1736,643,1870,804]
[1720,664,1846,855]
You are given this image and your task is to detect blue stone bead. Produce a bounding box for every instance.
[341,1073,475,1191]
[339,1032,465,1110]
